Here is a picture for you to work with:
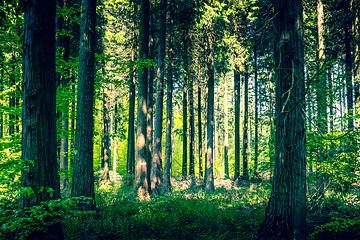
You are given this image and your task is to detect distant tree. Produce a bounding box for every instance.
[101,88,111,182]
[20,0,64,238]
[72,0,97,208]
[163,0,175,193]
[257,0,306,239]
[224,76,229,178]
[242,60,249,180]
[234,67,241,182]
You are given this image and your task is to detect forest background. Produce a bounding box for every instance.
[1,0,360,239]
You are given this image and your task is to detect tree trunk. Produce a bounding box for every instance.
[253,44,259,176]
[182,75,188,178]
[147,0,155,192]
[344,4,354,131]
[127,46,136,181]
[134,0,150,200]
[224,76,229,178]
[205,56,215,192]
[20,0,64,238]
[113,100,118,172]
[234,67,241,181]
[242,61,249,180]
[151,0,166,195]
[189,73,195,177]
[163,61,173,194]
[354,2,360,129]
[72,0,97,208]
[198,70,203,178]
[101,88,111,182]
[257,0,306,239]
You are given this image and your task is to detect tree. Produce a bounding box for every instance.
[101,88,111,182]
[72,0,97,207]
[234,67,241,181]
[257,0,306,239]
[205,50,215,192]
[20,0,64,238]
[57,0,71,190]
[224,75,229,178]
[242,60,249,180]
[134,0,150,200]
[151,0,167,195]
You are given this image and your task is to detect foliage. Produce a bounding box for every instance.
[0,197,95,240]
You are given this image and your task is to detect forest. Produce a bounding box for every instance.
[1,0,360,239]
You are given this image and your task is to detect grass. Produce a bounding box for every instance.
[2,177,360,239]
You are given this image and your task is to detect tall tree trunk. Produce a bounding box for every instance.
[182,72,188,178]
[151,0,166,195]
[134,0,150,200]
[101,88,111,182]
[316,0,327,197]
[147,0,155,191]
[224,76,229,178]
[253,44,259,176]
[113,100,118,172]
[242,61,249,180]
[189,73,195,177]
[20,0,64,238]
[163,60,173,194]
[163,1,174,193]
[354,2,360,129]
[257,0,306,238]
[9,55,16,136]
[234,67,241,181]
[345,6,354,131]
[205,54,215,192]
[57,0,71,190]
[72,0,97,208]
[127,45,136,181]
[198,70,203,178]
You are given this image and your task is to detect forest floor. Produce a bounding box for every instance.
[2,173,360,240]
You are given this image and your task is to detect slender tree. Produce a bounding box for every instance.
[198,69,203,178]
[101,88,111,182]
[234,67,241,182]
[20,0,64,238]
[242,60,249,180]
[72,0,97,208]
[182,65,188,178]
[205,51,215,192]
[151,0,167,195]
[224,75,229,178]
[257,0,306,238]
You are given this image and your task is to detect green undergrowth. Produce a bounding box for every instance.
[2,178,360,239]
[307,189,360,240]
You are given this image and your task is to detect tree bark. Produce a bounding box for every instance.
[182,73,188,178]
[189,73,195,177]
[72,0,97,207]
[224,76,229,178]
[242,61,249,180]
[257,0,306,239]
[205,55,215,192]
[253,44,259,176]
[344,2,354,131]
[101,88,111,182]
[127,45,136,181]
[134,0,150,200]
[151,0,166,195]
[234,67,241,181]
[198,70,203,178]
[20,0,64,238]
